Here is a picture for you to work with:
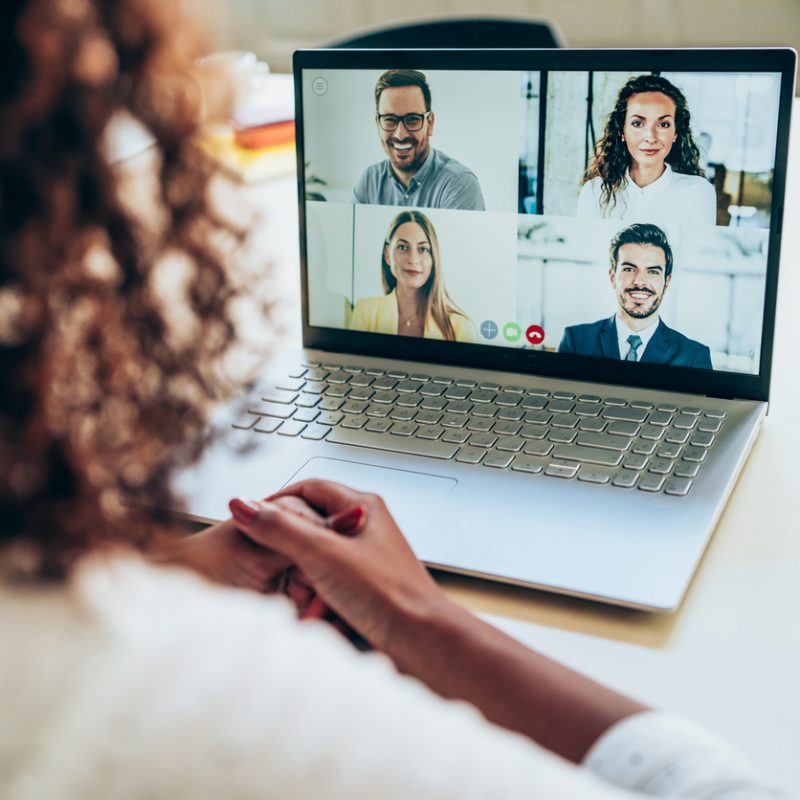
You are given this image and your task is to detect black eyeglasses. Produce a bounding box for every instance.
[377,112,431,132]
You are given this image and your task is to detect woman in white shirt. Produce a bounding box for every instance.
[577,74,717,227]
[0,2,786,797]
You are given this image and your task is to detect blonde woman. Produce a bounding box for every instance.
[351,210,476,342]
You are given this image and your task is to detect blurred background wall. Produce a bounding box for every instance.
[195,0,800,82]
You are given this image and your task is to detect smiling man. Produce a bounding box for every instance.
[353,70,485,210]
[558,224,713,368]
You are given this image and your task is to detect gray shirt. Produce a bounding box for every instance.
[353,148,485,210]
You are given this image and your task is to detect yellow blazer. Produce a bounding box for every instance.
[350,291,476,342]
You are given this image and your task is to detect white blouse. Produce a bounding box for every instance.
[0,554,786,799]
[577,165,717,228]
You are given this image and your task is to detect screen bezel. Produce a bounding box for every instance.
[293,47,796,402]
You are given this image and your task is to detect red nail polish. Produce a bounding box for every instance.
[329,504,366,533]
[229,498,259,525]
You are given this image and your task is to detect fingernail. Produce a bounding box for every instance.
[328,504,366,533]
[229,498,260,525]
[300,593,329,621]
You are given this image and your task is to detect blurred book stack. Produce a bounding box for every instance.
[196,74,296,184]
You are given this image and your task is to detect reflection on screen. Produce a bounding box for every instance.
[302,66,781,375]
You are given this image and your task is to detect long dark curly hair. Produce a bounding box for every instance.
[0,0,244,579]
[583,74,704,212]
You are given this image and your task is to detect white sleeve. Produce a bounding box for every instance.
[63,557,633,800]
[583,711,790,798]
[693,177,718,227]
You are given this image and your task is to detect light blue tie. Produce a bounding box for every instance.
[626,334,642,362]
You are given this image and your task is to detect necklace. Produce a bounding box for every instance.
[400,312,419,328]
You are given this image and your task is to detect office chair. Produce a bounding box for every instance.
[330,17,563,49]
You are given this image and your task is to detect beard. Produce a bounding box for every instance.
[618,287,663,319]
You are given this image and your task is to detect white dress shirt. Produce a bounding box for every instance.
[577,165,717,227]
[616,314,660,360]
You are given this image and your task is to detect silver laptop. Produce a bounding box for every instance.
[176,48,796,612]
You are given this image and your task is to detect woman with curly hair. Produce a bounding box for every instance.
[0,2,783,797]
[577,74,717,226]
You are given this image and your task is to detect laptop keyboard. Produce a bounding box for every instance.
[233,361,727,496]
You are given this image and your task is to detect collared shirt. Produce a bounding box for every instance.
[353,148,485,210]
[615,313,660,360]
[577,164,716,227]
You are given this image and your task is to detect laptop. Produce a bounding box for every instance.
[175,47,796,612]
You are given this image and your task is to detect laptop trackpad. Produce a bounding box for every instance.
[284,457,457,537]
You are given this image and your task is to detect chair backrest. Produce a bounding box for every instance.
[330,18,562,49]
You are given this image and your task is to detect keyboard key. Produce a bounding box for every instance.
[648,411,673,427]
[249,402,295,419]
[293,408,320,423]
[657,443,682,459]
[232,414,259,430]
[342,400,368,415]
[254,417,282,433]
[343,365,363,374]
[326,371,350,385]
[396,393,423,408]
[441,429,470,444]
[551,442,622,466]
[607,421,640,437]
[630,400,654,410]
[349,375,374,388]
[278,420,306,437]
[301,423,329,440]
[604,397,628,406]
[468,433,497,449]
[365,418,392,433]
[523,440,553,457]
[483,451,514,469]
[287,366,307,379]
[575,403,602,417]
[503,385,526,394]
[455,379,477,388]
[455,447,485,464]
[495,436,524,452]
[511,455,545,473]
[445,386,471,400]
[470,389,497,404]
[545,462,579,479]
[321,362,343,371]
[622,453,649,470]
[316,411,344,426]
[441,413,468,428]
[432,376,453,385]
[631,439,657,455]
[657,403,678,413]
[446,400,472,415]
[302,381,327,395]
[551,414,579,429]
[420,397,448,411]
[553,391,575,400]
[682,446,707,463]
[325,385,350,398]
[548,429,577,444]
[578,394,601,403]
[319,397,344,411]
[372,390,398,404]
[295,393,321,408]
[690,431,715,448]
[523,411,551,426]
[365,404,390,418]
[578,417,606,433]
[674,462,700,478]
[578,466,613,484]
[527,387,550,397]
[387,370,408,379]
[364,367,385,376]
[416,425,444,440]
[664,429,690,444]
[419,384,446,397]
[698,418,722,433]
[548,399,574,414]
[602,406,648,423]
[479,381,501,391]
[326,428,458,459]
[373,377,398,391]
[638,473,665,492]
[472,403,499,418]
[521,396,548,411]
[416,410,443,425]
[390,421,418,437]
[648,457,674,475]
[341,415,368,429]
[390,407,417,422]
[705,409,726,419]
[493,421,522,436]
[639,425,665,441]
[305,368,329,381]
[276,378,305,392]
[673,415,697,430]
[612,470,639,488]
[681,406,702,416]
[496,407,524,422]
[665,477,693,496]
[467,418,494,432]
[348,388,375,402]
[520,424,548,440]
[496,392,522,407]
[396,379,423,393]
[576,432,632,451]
[410,373,431,382]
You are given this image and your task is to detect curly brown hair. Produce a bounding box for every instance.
[0,0,241,579]
[583,74,705,212]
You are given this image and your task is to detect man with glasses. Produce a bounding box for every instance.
[558,223,713,368]
[354,69,485,210]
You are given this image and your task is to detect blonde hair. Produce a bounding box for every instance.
[380,210,466,341]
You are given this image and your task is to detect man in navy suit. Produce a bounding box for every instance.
[558,223,712,369]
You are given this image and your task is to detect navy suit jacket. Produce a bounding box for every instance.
[558,316,713,370]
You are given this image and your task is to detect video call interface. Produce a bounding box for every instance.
[301,67,782,375]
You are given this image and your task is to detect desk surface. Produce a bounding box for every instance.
[184,100,800,792]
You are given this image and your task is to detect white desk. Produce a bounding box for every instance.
[176,99,800,792]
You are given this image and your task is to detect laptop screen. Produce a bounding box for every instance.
[296,52,793,394]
